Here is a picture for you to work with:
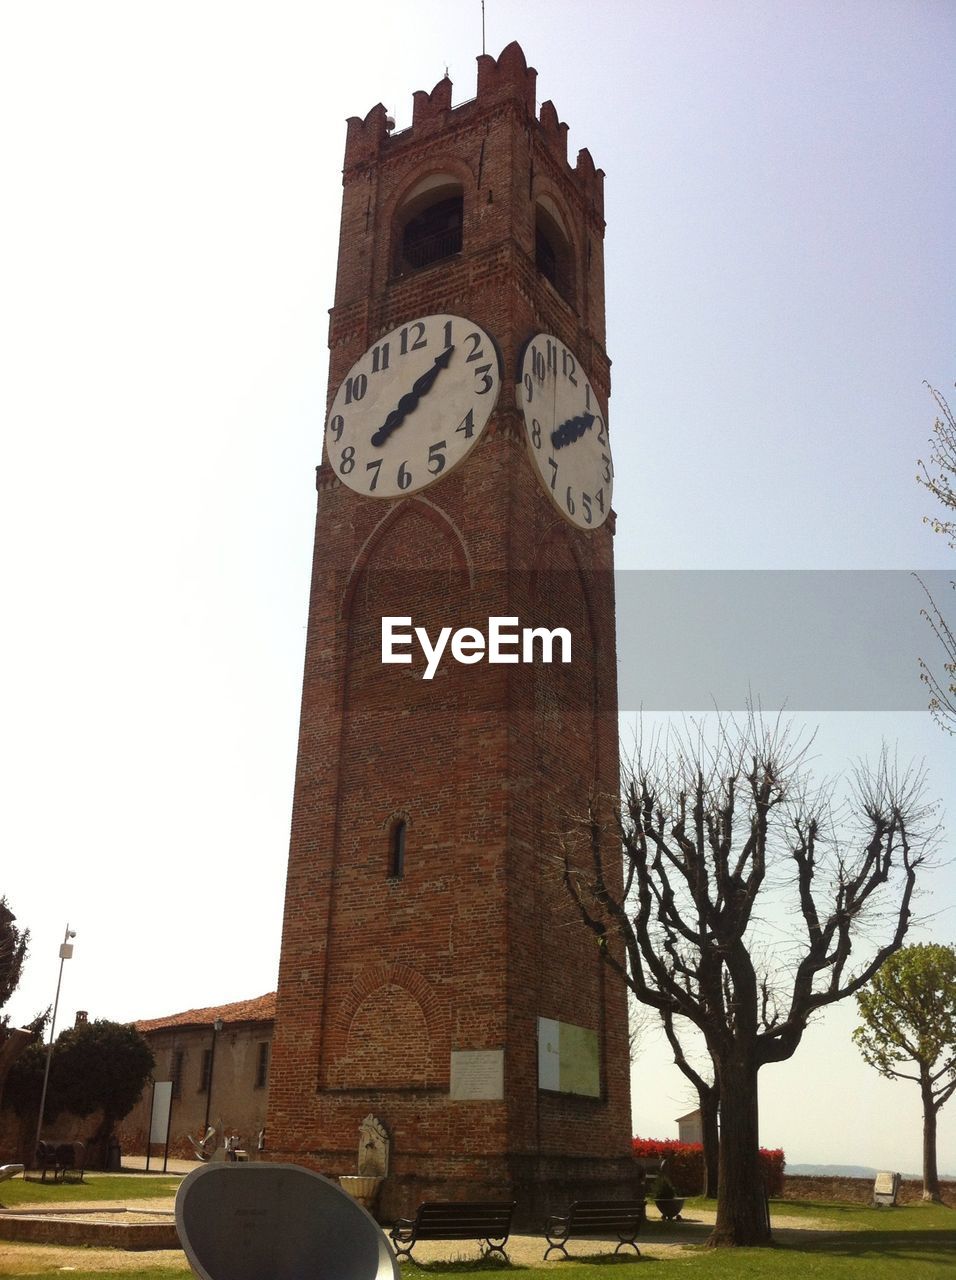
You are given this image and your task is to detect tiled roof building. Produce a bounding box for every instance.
[117,993,275,1160]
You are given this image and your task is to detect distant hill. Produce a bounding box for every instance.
[786,1163,955,1180]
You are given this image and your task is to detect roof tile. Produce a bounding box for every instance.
[135,992,276,1033]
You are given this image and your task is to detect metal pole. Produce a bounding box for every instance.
[33,924,75,1165]
[145,1082,154,1173]
[202,1018,223,1138]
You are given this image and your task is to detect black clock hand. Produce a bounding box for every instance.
[370,346,455,447]
[550,412,595,450]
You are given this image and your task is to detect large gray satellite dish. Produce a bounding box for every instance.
[175,1162,399,1280]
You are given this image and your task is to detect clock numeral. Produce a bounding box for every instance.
[329,414,344,443]
[345,374,368,404]
[531,419,542,449]
[601,453,613,483]
[562,349,578,387]
[546,339,558,373]
[427,441,447,475]
[400,322,427,355]
[531,346,546,382]
[397,460,413,491]
[371,342,390,373]
[565,486,576,517]
[340,446,356,475]
[597,417,607,446]
[585,383,592,411]
[523,372,534,404]
[595,487,605,514]
[582,492,593,525]
[365,459,382,491]
[465,332,484,362]
[548,457,558,491]
[443,319,453,347]
[456,408,475,439]
[474,364,494,395]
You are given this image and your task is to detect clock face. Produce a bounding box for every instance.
[325,314,502,499]
[517,333,613,530]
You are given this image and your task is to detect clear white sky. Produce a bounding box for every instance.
[1,1,954,1175]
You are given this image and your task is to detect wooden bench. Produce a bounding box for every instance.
[389,1201,515,1262]
[36,1141,86,1183]
[543,1199,645,1260]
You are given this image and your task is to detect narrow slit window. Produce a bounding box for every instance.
[170,1049,184,1100]
[390,820,407,878]
[255,1041,269,1089]
[199,1048,212,1093]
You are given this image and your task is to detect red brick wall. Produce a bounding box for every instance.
[267,41,631,1223]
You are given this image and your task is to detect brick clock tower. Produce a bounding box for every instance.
[267,42,634,1222]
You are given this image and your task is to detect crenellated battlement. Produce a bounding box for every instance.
[342,41,603,208]
[343,101,390,168]
[475,39,537,114]
[412,75,453,133]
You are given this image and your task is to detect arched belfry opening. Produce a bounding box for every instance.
[535,196,575,304]
[394,174,464,275]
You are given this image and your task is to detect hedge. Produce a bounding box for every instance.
[632,1136,786,1197]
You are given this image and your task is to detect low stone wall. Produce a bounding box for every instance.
[0,1210,179,1250]
[781,1173,955,1207]
[0,1106,102,1166]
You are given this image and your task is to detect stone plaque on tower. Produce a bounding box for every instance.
[266,41,634,1223]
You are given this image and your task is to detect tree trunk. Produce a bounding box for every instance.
[709,1055,771,1246]
[700,1086,720,1198]
[921,1074,942,1203]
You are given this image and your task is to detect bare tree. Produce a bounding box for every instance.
[661,1010,720,1198]
[562,714,936,1247]
[916,383,955,733]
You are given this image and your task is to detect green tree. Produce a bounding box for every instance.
[916,383,955,734]
[0,898,37,1112]
[563,716,936,1246]
[854,942,956,1203]
[5,1018,154,1168]
[0,898,29,1031]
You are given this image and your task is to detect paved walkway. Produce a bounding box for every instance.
[120,1155,196,1176]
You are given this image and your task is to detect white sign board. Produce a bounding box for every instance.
[449,1050,504,1100]
[537,1017,600,1097]
[150,1080,173,1144]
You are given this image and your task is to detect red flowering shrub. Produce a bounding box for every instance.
[632,1137,785,1197]
[760,1147,786,1197]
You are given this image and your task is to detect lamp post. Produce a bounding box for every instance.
[202,1016,224,1138]
[33,924,76,1163]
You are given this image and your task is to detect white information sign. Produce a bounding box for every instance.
[450,1050,504,1100]
[150,1080,173,1145]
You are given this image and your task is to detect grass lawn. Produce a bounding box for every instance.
[0,1196,952,1279]
[0,1173,182,1207]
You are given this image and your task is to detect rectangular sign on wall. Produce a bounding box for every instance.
[449,1049,504,1100]
[537,1017,600,1097]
